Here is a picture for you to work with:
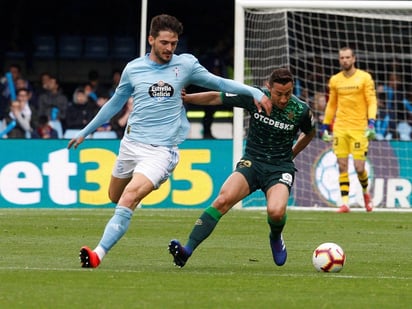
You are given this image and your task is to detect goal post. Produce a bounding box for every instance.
[234,0,412,209]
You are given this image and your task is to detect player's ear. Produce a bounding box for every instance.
[265,81,271,90]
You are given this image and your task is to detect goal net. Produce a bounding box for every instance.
[235,1,412,209]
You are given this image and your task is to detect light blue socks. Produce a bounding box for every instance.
[98,205,133,252]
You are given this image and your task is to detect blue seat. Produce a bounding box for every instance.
[111,36,137,60]
[63,129,92,139]
[84,36,109,59]
[92,131,118,139]
[59,35,83,59]
[33,35,56,59]
[397,122,411,141]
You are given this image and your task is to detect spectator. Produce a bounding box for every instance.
[37,75,68,138]
[402,87,412,123]
[15,76,39,122]
[87,69,109,99]
[3,88,33,138]
[94,93,112,132]
[375,73,403,140]
[35,71,52,96]
[33,114,58,139]
[110,97,133,138]
[108,69,121,98]
[185,42,230,139]
[65,87,99,130]
[396,87,412,141]
[0,82,8,132]
[0,64,34,103]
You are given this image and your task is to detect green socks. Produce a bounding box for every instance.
[268,213,287,240]
[185,206,222,253]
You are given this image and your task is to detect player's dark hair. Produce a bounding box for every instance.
[149,14,183,38]
[269,68,293,86]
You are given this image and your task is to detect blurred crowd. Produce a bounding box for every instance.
[0,38,235,140]
[1,59,412,141]
[0,64,131,139]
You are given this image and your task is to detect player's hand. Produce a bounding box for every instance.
[181,88,187,102]
[320,124,333,142]
[255,95,272,114]
[321,130,333,142]
[67,136,85,149]
[365,119,376,140]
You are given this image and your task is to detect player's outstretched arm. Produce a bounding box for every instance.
[181,90,222,106]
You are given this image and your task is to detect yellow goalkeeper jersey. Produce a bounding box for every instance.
[324,69,377,130]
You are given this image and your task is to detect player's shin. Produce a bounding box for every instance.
[98,205,133,253]
[267,213,287,240]
[185,206,222,253]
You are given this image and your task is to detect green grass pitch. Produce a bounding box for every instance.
[0,208,411,309]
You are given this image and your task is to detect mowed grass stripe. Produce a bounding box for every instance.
[1,209,411,309]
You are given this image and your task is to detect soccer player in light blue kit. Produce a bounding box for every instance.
[67,14,272,268]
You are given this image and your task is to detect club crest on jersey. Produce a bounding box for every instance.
[237,159,252,168]
[148,80,174,101]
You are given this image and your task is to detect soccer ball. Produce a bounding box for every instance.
[312,242,346,273]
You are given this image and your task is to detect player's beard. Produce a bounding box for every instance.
[153,46,173,64]
[341,62,353,72]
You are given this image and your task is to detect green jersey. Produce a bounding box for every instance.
[221,88,315,166]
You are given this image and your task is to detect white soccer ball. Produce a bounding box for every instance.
[312,242,346,273]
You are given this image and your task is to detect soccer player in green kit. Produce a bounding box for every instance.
[169,68,316,267]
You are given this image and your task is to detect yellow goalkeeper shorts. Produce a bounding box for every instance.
[332,128,369,160]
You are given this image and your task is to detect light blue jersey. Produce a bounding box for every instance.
[77,53,265,146]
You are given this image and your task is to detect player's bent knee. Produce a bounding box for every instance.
[267,208,285,222]
[212,195,234,213]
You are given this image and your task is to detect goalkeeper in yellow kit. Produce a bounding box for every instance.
[321,46,377,213]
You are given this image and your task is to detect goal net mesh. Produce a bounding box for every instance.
[241,7,412,209]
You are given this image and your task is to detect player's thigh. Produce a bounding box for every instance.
[266,183,289,220]
[109,175,131,203]
[332,130,350,158]
[350,130,369,160]
[118,172,155,208]
[214,172,250,213]
[266,183,290,207]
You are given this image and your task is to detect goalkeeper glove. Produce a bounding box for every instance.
[365,119,376,140]
[320,124,333,142]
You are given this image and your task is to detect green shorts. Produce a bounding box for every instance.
[235,156,295,194]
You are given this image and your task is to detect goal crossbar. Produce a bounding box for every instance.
[236,0,412,10]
